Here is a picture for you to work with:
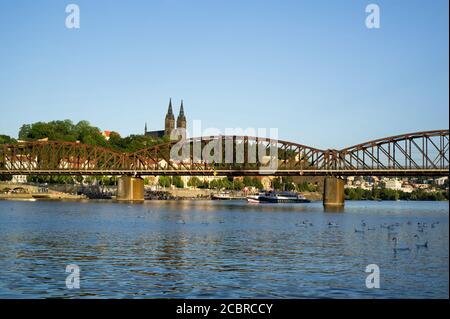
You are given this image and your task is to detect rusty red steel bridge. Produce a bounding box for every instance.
[0,130,448,177]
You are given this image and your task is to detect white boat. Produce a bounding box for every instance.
[211,192,244,200]
[246,191,310,203]
[246,195,260,203]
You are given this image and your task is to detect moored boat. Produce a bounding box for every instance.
[246,191,310,203]
[212,192,244,200]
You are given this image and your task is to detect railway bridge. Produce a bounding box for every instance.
[1,130,448,206]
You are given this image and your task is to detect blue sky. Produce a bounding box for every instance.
[0,0,448,149]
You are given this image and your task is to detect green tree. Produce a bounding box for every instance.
[243,176,252,187]
[172,176,184,188]
[187,177,202,188]
[232,179,244,190]
[272,177,283,191]
[198,180,209,189]
[159,176,171,188]
[251,178,263,190]
[0,135,16,145]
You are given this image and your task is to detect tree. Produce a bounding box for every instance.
[297,182,317,192]
[187,177,202,188]
[243,176,252,187]
[172,176,184,188]
[199,180,209,189]
[19,120,78,142]
[74,175,84,184]
[232,179,244,190]
[272,177,283,191]
[0,135,15,145]
[14,119,169,153]
[209,179,219,189]
[285,182,296,191]
[0,175,12,181]
[252,178,264,190]
[159,176,171,188]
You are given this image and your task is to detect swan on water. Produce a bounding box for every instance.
[328,222,339,228]
[413,234,428,248]
[296,221,308,228]
[392,237,410,252]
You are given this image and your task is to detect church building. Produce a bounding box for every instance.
[144,98,186,138]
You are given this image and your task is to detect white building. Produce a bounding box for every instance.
[11,175,27,184]
[384,179,403,190]
[400,185,414,193]
[436,177,448,186]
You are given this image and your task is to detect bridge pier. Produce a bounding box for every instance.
[117,176,144,201]
[323,176,345,208]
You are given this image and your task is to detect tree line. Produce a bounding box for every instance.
[0,119,168,152]
[345,187,449,201]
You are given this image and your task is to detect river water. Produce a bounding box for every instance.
[0,200,448,298]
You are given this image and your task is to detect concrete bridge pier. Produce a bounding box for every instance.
[323,176,345,208]
[117,176,144,201]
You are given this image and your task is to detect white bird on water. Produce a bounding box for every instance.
[328,222,339,228]
[296,221,308,228]
[392,237,410,252]
[413,234,428,248]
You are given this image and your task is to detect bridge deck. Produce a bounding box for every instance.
[0,169,447,176]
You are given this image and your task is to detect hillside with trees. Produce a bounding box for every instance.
[0,120,168,152]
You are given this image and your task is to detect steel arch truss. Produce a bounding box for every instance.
[0,130,448,176]
[333,130,449,176]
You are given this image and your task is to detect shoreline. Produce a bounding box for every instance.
[0,194,447,203]
[0,193,86,201]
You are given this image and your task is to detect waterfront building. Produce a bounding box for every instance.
[11,175,27,184]
[435,176,449,186]
[384,178,403,190]
[400,184,414,193]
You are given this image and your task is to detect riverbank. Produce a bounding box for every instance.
[0,192,86,201]
[148,188,323,201]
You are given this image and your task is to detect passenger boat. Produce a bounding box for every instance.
[211,192,244,200]
[246,191,310,203]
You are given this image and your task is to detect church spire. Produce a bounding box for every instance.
[179,100,184,116]
[177,99,186,129]
[144,122,147,135]
[165,98,175,136]
[167,98,174,117]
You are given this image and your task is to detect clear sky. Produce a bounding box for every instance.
[0,0,448,149]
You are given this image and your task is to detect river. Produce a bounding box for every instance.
[0,200,448,298]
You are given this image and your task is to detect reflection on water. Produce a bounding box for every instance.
[323,205,345,213]
[0,200,448,298]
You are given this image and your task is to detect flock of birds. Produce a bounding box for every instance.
[293,218,440,253]
[138,211,440,253]
[175,218,225,225]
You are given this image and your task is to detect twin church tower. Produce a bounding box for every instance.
[144,98,186,138]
